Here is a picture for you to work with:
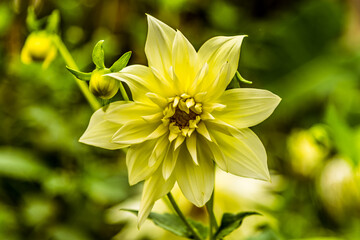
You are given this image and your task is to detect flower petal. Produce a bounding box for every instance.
[149,134,170,167]
[196,121,212,142]
[213,88,281,128]
[197,35,246,98]
[108,65,169,104]
[172,30,197,93]
[138,169,175,227]
[126,139,163,185]
[186,133,198,165]
[79,107,127,150]
[162,142,181,180]
[104,101,161,124]
[145,15,176,82]
[112,120,167,145]
[209,127,270,181]
[175,145,214,207]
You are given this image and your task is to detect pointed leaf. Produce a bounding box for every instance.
[188,219,208,240]
[215,212,260,240]
[46,9,60,33]
[26,7,43,31]
[92,40,105,69]
[110,51,132,72]
[122,209,207,239]
[66,67,91,81]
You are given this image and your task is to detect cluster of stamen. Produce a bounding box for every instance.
[162,93,202,140]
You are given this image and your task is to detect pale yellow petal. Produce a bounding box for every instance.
[209,127,270,181]
[107,65,167,104]
[138,169,175,227]
[175,145,214,207]
[196,121,212,142]
[186,133,198,165]
[201,137,227,171]
[162,142,181,180]
[172,30,197,93]
[112,120,166,145]
[197,35,246,98]
[146,92,169,108]
[213,88,281,128]
[145,15,176,82]
[79,107,127,150]
[126,139,163,185]
[149,134,170,167]
[104,101,160,124]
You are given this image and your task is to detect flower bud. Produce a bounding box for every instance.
[287,125,329,177]
[21,31,57,69]
[89,70,119,99]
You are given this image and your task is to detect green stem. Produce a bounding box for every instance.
[206,191,218,240]
[53,35,101,111]
[167,193,203,240]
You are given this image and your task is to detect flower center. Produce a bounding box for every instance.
[170,107,197,129]
[162,93,202,139]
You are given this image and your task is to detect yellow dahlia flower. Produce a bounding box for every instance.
[80,15,281,226]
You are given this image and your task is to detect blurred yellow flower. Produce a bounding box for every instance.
[80,15,280,226]
[20,31,57,69]
[287,125,329,176]
[318,157,360,221]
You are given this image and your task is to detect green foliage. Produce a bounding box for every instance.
[0,147,49,180]
[215,212,260,240]
[325,105,359,166]
[110,51,132,72]
[92,40,106,69]
[66,67,91,81]
[46,10,60,34]
[123,209,208,239]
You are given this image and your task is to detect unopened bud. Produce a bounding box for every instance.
[89,70,118,99]
[21,31,57,69]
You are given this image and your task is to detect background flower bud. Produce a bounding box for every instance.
[89,70,119,99]
[20,31,57,69]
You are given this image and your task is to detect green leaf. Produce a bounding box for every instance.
[246,225,281,240]
[26,7,43,31]
[215,212,260,240]
[46,9,60,34]
[66,67,91,81]
[325,104,358,166]
[92,40,106,69]
[188,219,208,240]
[110,51,132,72]
[0,147,49,181]
[123,209,208,239]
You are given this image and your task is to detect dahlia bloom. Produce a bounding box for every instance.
[80,15,280,226]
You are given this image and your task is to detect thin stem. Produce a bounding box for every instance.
[206,191,218,240]
[53,35,101,111]
[167,193,203,240]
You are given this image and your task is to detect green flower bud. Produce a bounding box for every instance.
[21,31,57,69]
[89,69,119,99]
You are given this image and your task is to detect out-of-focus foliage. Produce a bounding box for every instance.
[1,0,360,239]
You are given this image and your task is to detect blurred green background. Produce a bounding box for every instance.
[1,0,360,239]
